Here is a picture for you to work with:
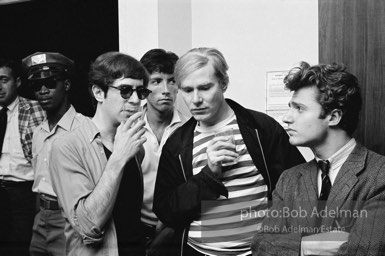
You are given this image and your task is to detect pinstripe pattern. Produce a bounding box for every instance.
[18,97,46,163]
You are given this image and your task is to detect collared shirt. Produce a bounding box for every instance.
[50,116,143,256]
[32,106,83,196]
[141,106,186,225]
[0,97,33,181]
[316,138,357,196]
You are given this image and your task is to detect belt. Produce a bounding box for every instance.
[0,179,33,188]
[39,194,60,210]
[142,223,156,239]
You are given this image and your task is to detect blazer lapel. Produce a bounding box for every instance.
[298,160,319,226]
[323,144,366,227]
[18,98,30,149]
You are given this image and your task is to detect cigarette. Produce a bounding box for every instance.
[140,107,147,120]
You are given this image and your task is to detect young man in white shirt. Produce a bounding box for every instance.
[139,49,188,253]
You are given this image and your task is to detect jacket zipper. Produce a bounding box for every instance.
[254,129,271,194]
[178,154,187,182]
[178,154,187,256]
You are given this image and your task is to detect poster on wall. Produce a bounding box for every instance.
[266,71,292,129]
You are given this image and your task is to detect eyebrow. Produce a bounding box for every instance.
[197,82,213,87]
[289,101,307,109]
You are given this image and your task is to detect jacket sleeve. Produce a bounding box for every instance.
[153,144,228,229]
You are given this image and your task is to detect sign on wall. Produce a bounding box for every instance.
[266,71,292,129]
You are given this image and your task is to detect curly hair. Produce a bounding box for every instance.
[284,61,362,136]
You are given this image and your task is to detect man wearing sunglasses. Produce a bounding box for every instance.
[0,57,45,256]
[22,52,84,256]
[49,52,150,256]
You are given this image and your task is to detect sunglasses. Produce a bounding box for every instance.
[107,85,152,100]
[29,78,61,92]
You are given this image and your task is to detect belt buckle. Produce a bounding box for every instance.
[40,194,59,210]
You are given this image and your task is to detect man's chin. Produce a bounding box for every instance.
[191,113,210,123]
[156,105,174,113]
[289,137,302,147]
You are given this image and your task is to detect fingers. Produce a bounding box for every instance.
[130,118,145,132]
[130,126,146,141]
[209,139,236,151]
[211,136,232,143]
[124,112,142,129]
[209,149,238,162]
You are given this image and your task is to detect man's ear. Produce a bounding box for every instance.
[222,83,228,93]
[91,85,105,103]
[16,77,21,88]
[328,109,343,127]
[64,79,71,91]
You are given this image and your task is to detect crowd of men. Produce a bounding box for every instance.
[0,48,384,256]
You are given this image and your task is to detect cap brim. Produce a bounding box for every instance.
[28,70,61,80]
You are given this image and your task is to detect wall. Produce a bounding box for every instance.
[319,0,385,155]
[191,0,318,111]
[118,0,317,160]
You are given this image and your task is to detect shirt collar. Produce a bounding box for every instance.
[1,96,19,113]
[88,118,102,143]
[315,138,357,167]
[143,103,182,130]
[41,105,77,132]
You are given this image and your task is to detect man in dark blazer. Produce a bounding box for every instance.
[252,62,385,256]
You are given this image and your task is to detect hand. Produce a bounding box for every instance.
[112,112,147,165]
[206,136,239,177]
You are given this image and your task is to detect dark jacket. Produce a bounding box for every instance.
[153,99,305,255]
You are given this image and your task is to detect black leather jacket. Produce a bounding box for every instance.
[153,99,305,256]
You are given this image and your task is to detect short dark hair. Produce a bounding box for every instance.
[0,57,21,79]
[88,52,149,95]
[140,48,178,75]
[284,61,362,136]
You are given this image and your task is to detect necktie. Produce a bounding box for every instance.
[318,160,331,201]
[0,107,7,155]
[316,160,331,227]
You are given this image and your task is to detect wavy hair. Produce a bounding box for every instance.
[284,61,362,136]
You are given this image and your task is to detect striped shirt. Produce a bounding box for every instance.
[188,113,268,255]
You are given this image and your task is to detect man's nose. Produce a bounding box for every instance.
[38,85,50,94]
[162,81,170,94]
[192,90,202,104]
[282,109,293,124]
[129,90,141,103]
